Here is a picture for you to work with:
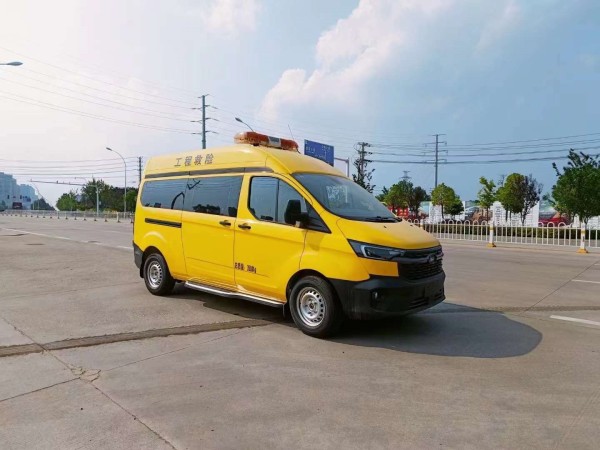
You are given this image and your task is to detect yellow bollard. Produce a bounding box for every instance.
[577,224,588,254]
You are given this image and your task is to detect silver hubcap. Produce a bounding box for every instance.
[147,261,163,289]
[297,287,326,328]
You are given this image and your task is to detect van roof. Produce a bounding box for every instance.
[143,144,344,178]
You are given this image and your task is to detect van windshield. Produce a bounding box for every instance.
[294,173,397,222]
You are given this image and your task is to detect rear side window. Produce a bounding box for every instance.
[249,177,307,224]
[140,179,186,210]
[184,176,242,217]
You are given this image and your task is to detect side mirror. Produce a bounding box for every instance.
[284,199,309,227]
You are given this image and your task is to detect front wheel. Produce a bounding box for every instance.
[289,276,343,338]
[143,253,175,296]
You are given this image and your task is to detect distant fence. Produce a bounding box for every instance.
[407,219,599,251]
[0,209,134,222]
[3,210,599,251]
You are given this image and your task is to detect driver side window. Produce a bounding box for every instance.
[249,177,307,225]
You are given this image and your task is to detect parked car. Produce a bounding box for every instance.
[464,206,479,221]
[538,211,570,227]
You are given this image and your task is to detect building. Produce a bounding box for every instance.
[19,184,37,209]
[0,172,38,209]
[0,172,18,209]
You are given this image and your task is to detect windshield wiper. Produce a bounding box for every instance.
[363,216,400,223]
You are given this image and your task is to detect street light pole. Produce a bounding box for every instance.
[235,117,255,132]
[106,147,127,214]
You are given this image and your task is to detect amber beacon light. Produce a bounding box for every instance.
[234,131,299,152]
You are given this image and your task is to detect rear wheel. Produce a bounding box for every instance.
[289,276,343,338]
[143,253,175,296]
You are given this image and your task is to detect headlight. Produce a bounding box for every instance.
[348,240,405,260]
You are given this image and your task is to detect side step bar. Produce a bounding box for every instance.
[184,281,284,308]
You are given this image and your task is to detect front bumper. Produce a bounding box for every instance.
[330,272,445,320]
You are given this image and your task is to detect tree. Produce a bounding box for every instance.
[385,180,412,212]
[56,191,78,211]
[496,173,542,224]
[32,198,55,210]
[431,183,456,217]
[407,186,428,217]
[447,196,464,219]
[79,179,108,211]
[126,189,138,212]
[477,177,496,219]
[551,150,600,225]
[376,186,389,202]
[520,175,542,225]
[352,144,375,193]
[497,173,525,221]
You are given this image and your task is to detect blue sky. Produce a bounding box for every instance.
[1,0,599,204]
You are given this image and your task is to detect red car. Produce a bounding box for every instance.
[538,212,570,227]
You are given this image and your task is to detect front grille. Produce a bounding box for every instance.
[399,259,443,280]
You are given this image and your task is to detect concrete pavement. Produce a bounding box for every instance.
[1,215,599,449]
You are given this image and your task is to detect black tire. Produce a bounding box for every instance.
[289,276,343,338]
[143,253,175,296]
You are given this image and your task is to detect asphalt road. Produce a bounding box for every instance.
[1,215,599,449]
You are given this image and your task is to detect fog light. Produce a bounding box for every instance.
[372,291,380,300]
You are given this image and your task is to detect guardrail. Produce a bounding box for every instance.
[3,210,599,252]
[0,210,134,223]
[406,219,599,252]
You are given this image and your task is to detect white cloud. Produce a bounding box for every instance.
[580,53,600,70]
[259,0,449,120]
[475,0,522,52]
[200,0,261,36]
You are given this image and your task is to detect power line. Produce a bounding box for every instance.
[56,51,203,98]
[2,72,197,119]
[0,77,196,122]
[368,146,600,158]
[20,67,195,110]
[0,91,197,134]
[211,102,431,140]
[0,45,197,105]
[371,153,600,165]
[0,157,138,163]
[443,132,600,147]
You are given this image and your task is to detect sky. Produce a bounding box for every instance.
[1,0,599,205]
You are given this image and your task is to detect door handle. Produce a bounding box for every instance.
[219,220,232,227]
[238,223,252,230]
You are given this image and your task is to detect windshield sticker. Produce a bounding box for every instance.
[326,185,349,207]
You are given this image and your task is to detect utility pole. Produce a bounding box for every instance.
[138,157,142,184]
[425,134,447,188]
[401,171,411,182]
[201,94,207,149]
[192,95,212,149]
[357,142,371,179]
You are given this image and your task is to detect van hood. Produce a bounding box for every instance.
[336,218,440,250]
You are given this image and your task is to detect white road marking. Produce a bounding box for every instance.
[1,227,130,251]
[550,315,600,327]
[572,279,600,285]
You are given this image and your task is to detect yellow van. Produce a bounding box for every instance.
[133,132,445,337]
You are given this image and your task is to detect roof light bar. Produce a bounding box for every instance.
[234,131,299,152]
